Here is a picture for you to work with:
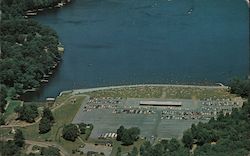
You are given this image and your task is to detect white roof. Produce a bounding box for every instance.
[139,101,182,106]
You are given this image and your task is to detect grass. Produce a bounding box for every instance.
[161,87,235,99]
[111,139,145,156]
[3,100,22,118]
[87,86,235,100]
[87,86,163,99]
[19,94,87,155]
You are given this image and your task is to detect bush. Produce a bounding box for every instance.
[15,104,38,123]
[116,126,140,146]
[41,146,60,156]
[62,124,79,141]
[39,117,51,134]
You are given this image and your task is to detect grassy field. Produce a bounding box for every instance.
[87,86,235,100]
[3,100,22,118]
[18,94,87,155]
[161,87,234,99]
[87,86,163,99]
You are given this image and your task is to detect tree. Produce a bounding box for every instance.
[13,83,23,94]
[15,103,38,123]
[1,0,62,102]
[62,124,79,141]
[129,147,138,156]
[41,146,60,156]
[14,129,25,147]
[116,125,125,141]
[7,87,16,98]
[39,117,51,134]
[116,147,122,156]
[39,107,54,133]
[0,116,5,125]
[229,79,250,97]
[78,123,87,134]
[182,129,193,148]
[128,127,140,141]
[42,107,54,122]
[168,138,180,152]
[119,127,140,146]
[0,140,21,156]
[0,84,7,112]
[121,131,134,145]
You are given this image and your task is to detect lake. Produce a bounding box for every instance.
[25,0,249,101]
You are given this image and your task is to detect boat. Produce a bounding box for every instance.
[187,8,193,14]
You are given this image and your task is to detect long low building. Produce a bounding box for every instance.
[139,101,182,107]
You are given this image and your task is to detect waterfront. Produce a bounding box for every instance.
[25,0,249,101]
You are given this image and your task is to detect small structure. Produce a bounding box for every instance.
[58,43,64,52]
[46,98,55,101]
[46,98,55,107]
[95,140,113,147]
[11,127,16,134]
[139,101,182,107]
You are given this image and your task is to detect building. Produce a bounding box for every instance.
[139,101,182,107]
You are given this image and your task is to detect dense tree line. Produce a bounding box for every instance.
[0,0,63,113]
[0,129,25,156]
[140,101,250,156]
[229,79,250,98]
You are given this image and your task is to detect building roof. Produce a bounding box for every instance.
[139,101,182,106]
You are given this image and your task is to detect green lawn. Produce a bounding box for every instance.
[4,100,22,118]
[19,94,87,155]
[87,86,235,100]
[87,86,163,99]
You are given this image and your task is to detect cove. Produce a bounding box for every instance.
[23,0,249,101]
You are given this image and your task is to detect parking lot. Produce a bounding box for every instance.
[72,97,243,140]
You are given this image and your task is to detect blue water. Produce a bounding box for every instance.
[26,0,249,101]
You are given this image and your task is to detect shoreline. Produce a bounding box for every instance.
[246,0,250,6]
[25,0,72,17]
[59,83,229,96]
[21,3,66,95]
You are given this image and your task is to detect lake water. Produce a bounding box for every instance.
[25,0,249,101]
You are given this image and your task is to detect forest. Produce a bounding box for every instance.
[0,0,65,112]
